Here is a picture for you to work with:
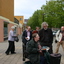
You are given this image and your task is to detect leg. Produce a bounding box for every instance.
[40,55,46,64]
[11,41,15,53]
[23,44,26,61]
[61,41,64,51]
[5,41,12,55]
[55,42,61,53]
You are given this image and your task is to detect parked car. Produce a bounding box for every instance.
[53,30,57,37]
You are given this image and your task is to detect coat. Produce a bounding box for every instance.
[56,30,62,42]
[26,39,40,64]
[22,30,32,45]
[38,28,53,46]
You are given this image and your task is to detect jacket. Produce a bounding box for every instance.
[26,39,40,64]
[39,28,53,46]
[22,30,32,44]
[56,30,62,42]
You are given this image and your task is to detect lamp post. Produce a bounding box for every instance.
[43,13,45,22]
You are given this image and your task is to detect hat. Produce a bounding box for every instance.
[32,30,38,34]
[11,26,15,29]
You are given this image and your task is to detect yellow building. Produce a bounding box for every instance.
[0,0,21,42]
[14,16,24,25]
[0,0,14,21]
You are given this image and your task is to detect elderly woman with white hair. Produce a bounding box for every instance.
[5,26,16,55]
[39,22,53,54]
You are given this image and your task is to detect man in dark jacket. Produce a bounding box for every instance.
[39,22,53,54]
[22,26,32,61]
[26,33,42,64]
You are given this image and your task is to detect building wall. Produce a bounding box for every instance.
[17,27,22,35]
[8,23,14,35]
[0,19,4,42]
[0,0,14,21]
[15,16,24,25]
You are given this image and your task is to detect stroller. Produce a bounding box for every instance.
[23,45,61,64]
[23,46,50,64]
[41,46,61,64]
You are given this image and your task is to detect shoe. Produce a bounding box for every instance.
[23,57,25,61]
[11,52,16,54]
[5,52,9,55]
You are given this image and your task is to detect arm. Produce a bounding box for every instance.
[50,29,53,44]
[26,42,39,54]
[56,30,62,42]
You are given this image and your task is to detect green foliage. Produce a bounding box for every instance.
[27,10,43,29]
[27,0,64,29]
[41,1,64,28]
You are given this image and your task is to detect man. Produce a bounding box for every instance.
[5,26,16,55]
[55,26,64,53]
[39,22,53,54]
[32,26,40,34]
[22,26,32,60]
[26,33,42,64]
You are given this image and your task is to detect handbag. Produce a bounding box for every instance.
[14,36,19,42]
[55,39,58,43]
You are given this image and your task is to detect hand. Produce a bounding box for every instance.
[39,50,42,53]
[38,45,42,49]
[59,41,62,43]
[16,34,19,36]
[25,37,28,40]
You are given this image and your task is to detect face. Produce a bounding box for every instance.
[11,28,14,31]
[43,25,48,30]
[35,34,40,41]
[36,27,39,31]
[27,26,31,31]
[61,27,64,31]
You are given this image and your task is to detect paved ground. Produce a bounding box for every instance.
[0,36,64,64]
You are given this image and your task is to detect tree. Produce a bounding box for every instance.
[27,0,64,29]
[41,1,64,28]
[27,10,43,29]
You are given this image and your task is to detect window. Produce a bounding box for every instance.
[4,22,8,37]
[20,18,22,20]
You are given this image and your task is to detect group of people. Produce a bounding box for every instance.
[22,22,64,64]
[22,22,53,64]
[5,21,64,64]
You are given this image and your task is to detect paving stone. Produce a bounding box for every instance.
[0,37,63,64]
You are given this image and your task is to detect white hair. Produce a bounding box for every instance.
[11,26,15,29]
[61,26,64,28]
[41,22,48,28]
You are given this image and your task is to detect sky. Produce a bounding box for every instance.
[14,0,50,19]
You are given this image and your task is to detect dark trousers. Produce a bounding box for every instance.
[23,44,26,58]
[6,41,15,54]
[40,56,47,64]
[48,45,53,54]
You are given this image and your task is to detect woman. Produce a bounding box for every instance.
[26,33,43,64]
[5,26,16,55]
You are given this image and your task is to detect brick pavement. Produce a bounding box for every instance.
[0,37,64,64]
